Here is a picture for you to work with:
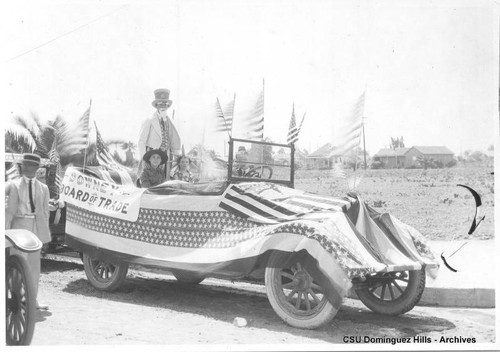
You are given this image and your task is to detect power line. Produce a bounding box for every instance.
[5,3,129,63]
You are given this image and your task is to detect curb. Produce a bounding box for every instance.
[419,287,495,308]
[348,285,495,309]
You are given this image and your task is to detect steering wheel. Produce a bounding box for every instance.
[243,165,273,179]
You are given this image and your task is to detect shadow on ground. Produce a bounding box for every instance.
[41,257,456,343]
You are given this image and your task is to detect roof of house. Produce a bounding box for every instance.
[411,146,454,155]
[373,148,410,157]
[307,143,335,158]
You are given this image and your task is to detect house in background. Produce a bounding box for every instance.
[372,145,455,168]
[305,143,342,169]
[372,148,409,168]
[404,146,455,168]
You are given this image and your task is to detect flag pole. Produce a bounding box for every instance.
[217,97,231,140]
[362,116,367,170]
[82,99,92,172]
[230,92,236,138]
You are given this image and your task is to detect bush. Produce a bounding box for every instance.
[446,159,457,168]
[370,160,385,169]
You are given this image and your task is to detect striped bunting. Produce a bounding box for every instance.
[220,183,355,224]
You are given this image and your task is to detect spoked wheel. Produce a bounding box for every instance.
[82,253,129,292]
[6,256,36,346]
[265,252,338,329]
[171,270,204,285]
[244,166,273,179]
[355,269,426,315]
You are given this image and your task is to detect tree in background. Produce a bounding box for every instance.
[390,136,405,149]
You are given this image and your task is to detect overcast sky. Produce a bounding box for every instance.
[3,0,499,158]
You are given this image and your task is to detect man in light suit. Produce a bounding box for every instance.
[5,153,50,310]
[138,88,181,178]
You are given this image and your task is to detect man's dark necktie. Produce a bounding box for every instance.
[29,179,35,213]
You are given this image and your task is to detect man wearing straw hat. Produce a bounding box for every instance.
[138,88,181,178]
[5,153,51,310]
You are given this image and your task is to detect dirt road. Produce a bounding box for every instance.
[29,255,496,348]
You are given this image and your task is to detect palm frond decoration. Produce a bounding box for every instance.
[5,122,37,152]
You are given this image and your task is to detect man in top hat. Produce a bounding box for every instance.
[138,88,181,177]
[5,153,51,310]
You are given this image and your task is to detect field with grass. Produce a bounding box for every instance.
[294,165,495,241]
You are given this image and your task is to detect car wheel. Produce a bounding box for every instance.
[264,251,338,329]
[6,256,36,346]
[355,269,425,315]
[82,253,128,291]
[172,270,204,285]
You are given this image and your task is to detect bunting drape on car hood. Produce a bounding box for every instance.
[64,180,439,308]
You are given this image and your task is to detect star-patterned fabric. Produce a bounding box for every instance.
[66,189,439,280]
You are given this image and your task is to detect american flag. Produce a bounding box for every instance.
[57,104,91,157]
[5,163,20,181]
[94,122,121,169]
[223,94,235,131]
[214,96,234,134]
[329,91,365,157]
[244,82,264,140]
[287,104,299,144]
[48,137,63,191]
[94,122,134,186]
[220,183,354,224]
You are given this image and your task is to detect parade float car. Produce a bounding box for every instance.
[62,138,439,329]
[5,229,43,345]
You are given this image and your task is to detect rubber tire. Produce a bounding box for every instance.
[264,251,338,329]
[355,268,426,315]
[172,270,204,285]
[6,256,37,346]
[82,253,129,292]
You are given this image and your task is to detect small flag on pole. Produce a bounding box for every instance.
[6,163,20,181]
[57,104,91,157]
[287,104,298,144]
[94,122,124,170]
[244,81,264,140]
[48,137,63,192]
[214,95,235,135]
[329,91,365,157]
[223,93,235,134]
[298,112,306,134]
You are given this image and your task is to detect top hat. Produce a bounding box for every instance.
[152,88,173,108]
[237,146,247,153]
[142,149,168,165]
[20,153,41,167]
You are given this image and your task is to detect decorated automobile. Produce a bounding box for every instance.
[5,229,43,345]
[61,138,440,329]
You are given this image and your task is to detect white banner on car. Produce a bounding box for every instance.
[60,167,145,222]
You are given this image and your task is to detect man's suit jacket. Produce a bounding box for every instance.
[138,112,181,159]
[5,177,51,244]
